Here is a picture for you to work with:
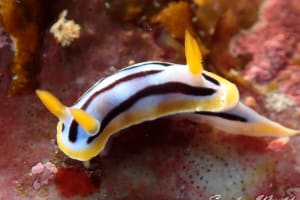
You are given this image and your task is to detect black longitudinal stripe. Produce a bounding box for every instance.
[70,69,164,142]
[87,82,216,143]
[195,111,247,122]
[202,73,220,86]
[75,63,171,105]
[82,69,163,109]
[119,62,172,72]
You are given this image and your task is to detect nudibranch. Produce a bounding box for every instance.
[37,31,299,163]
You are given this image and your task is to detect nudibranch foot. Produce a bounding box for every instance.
[83,161,91,169]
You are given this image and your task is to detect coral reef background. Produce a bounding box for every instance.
[0,0,299,199]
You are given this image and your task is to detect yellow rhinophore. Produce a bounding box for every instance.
[185,30,203,74]
[36,90,67,120]
[70,109,100,135]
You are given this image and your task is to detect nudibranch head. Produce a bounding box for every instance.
[36,90,102,161]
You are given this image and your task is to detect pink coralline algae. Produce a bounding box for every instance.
[31,162,58,190]
[231,0,300,105]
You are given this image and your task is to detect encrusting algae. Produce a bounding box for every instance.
[0,0,44,95]
[152,1,194,40]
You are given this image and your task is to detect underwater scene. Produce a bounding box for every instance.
[0,0,300,199]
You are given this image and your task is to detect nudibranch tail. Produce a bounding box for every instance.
[198,102,300,138]
[185,30,203,75]
[70,108,100,135]
[36,90,67,120]
[251,122,299,138]
[234,102,300,137]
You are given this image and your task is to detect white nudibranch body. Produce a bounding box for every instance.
[36,31,299,162]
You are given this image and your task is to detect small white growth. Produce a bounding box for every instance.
[265,92,295,112]
[50,10,81,47]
